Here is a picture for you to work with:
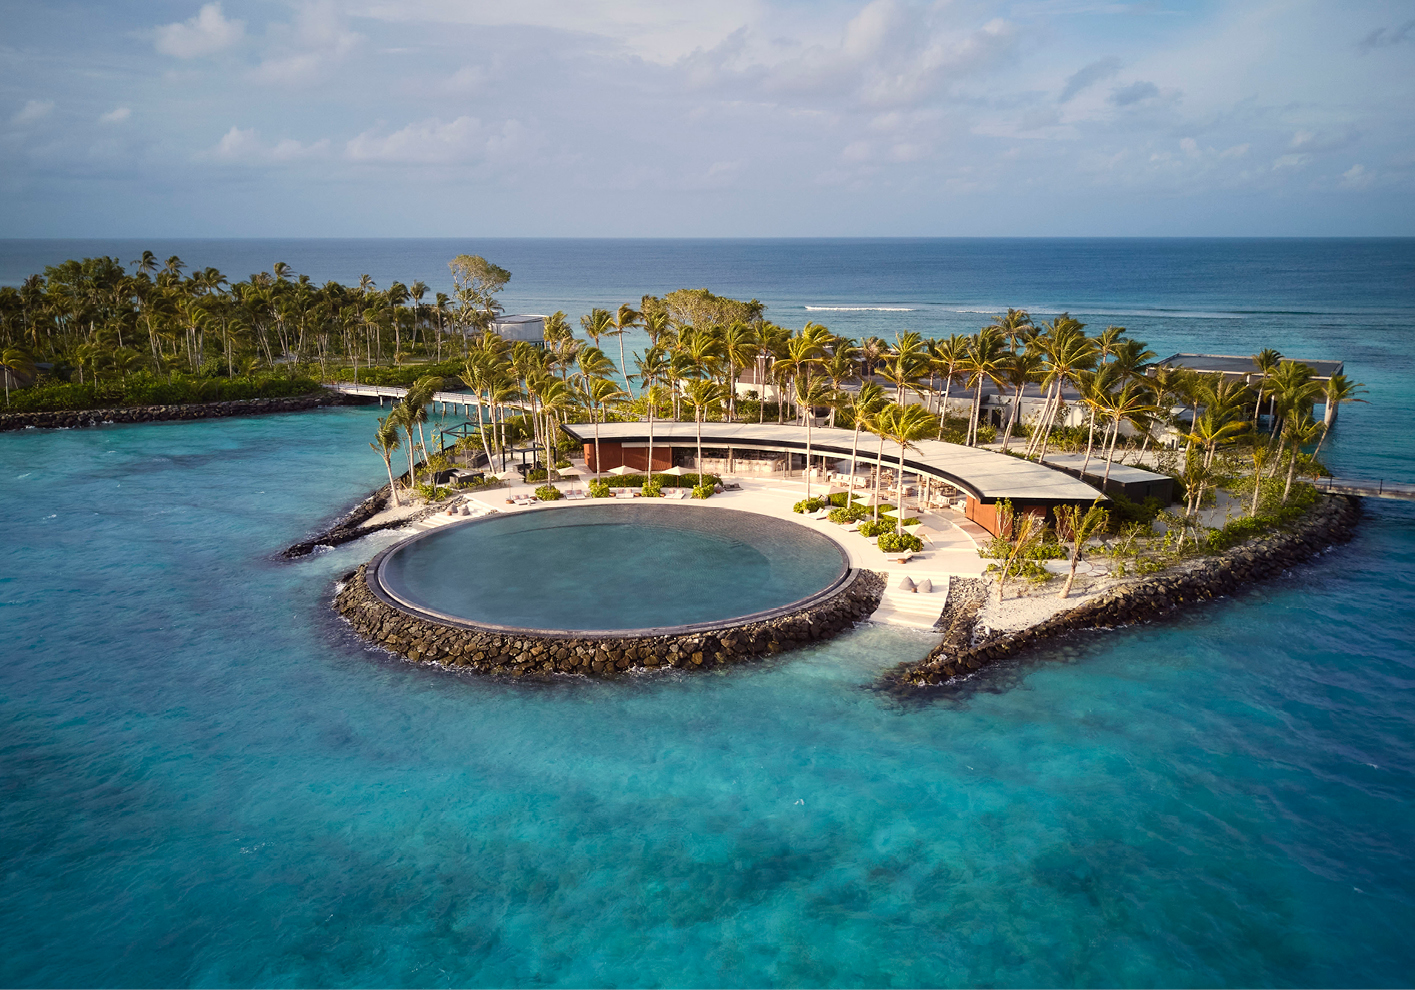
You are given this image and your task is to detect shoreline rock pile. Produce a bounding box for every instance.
[881,494,1362,693]
[334,565,886,679]
[0,392,346,432]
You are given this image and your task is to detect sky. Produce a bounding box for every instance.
[1,0,1413,237]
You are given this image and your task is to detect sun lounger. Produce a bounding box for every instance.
[615,491,636,499]
[884,550,915,564]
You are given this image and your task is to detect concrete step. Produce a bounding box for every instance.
[871,575,949,628]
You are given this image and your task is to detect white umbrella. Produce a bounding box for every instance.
[659,465,687,476]
[608,464,636,476]
[494,470,518,481]
[557,467,582,477]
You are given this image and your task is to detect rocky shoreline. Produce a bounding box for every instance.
[280,485,440,559]
[0,391,351,432]
[334,564,886,678]
[881,494,1363,694]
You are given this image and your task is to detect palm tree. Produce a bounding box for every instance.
[1316,373,1367,453]
[633,346,671,483]
[1250,348,1283,427]
[1098,383,1158,485]
[583,377,626,479]
[1,346,36,406]
[844,381,887,488]
[959,328,1008,446]
[533,377,576,486]
[1054,501,1109,599]
[719,321,758,422]
[782,333,824,423]
[929,333,967,438]
[683,378,727,487]
[609,304,640,396]
[875,402,936,534]
[406,374,442,461]
[580,308,614,351]
[1281,418,1323,504]
[793,374,833,499]
[389,402,420,490]
[998,350,1044,452]
[1248,444,1272,516]
[371,417,404,506]
[1030,321,1095,462]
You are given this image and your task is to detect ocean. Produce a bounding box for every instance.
[1,239,1413,987]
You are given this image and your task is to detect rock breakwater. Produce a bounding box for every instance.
[882,494,1362,693]
[0,392,347,432]
[334,564,886,678]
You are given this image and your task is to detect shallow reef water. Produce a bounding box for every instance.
[2,407,1413,987]
[3,237,1415,987]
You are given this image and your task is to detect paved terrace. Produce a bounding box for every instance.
[562,422,1105,505]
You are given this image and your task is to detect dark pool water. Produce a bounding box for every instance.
[376,503,847,631]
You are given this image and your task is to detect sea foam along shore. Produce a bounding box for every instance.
[881,494,1362,694]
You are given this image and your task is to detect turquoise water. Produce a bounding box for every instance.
[3,239,1414,987]
[378,505,846,632]
[3,406,1413,988]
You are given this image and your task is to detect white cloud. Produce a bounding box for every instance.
[11,100,54,125]
[209,125,329,161]
[251,1,362,85]
[361,0,764,64]
[345,116,534,166]
[1340,163,1373,188]
[154,3,244,59]
[100,107,132,124]
[680,0,1019,111]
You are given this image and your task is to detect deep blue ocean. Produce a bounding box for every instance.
[2,240,1413,987]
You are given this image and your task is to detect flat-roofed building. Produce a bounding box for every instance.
[1156,353,1343,380]
[489,315,548,347]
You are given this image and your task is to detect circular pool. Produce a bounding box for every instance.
[371,502,850,635]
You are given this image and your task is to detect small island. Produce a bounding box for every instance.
[1,253,1379,682]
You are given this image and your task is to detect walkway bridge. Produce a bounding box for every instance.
[1312,477,1415,501]
[325,382,522,415]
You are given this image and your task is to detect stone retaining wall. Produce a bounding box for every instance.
[882,494,1362,693]
[334,564,886,678]
[0,392,347,432]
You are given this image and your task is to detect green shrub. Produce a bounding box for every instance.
[978,536,1067,560]
[858,519,892,538]
[827,503,869,524]
[586,472,716,490]
[588,480,611,498]
[5,371,323,413]
[1107,493,1167,532]
[984,558,1054,582]
[641,477,663,498]
[877,531,924,553]
[414,483,453,502]
[535,484,562,501]
[692,483,714,499]
[793,496,828,513]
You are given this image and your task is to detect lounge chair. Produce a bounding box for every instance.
[884,550,915,564]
